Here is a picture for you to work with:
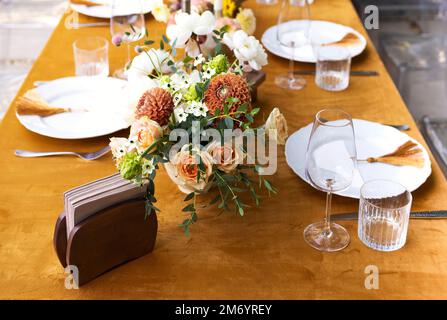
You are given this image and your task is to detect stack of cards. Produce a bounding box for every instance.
[64,174,147,238]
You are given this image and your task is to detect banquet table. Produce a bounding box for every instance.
[1,0,447,299]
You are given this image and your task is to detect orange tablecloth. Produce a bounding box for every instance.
[1,0,447,299]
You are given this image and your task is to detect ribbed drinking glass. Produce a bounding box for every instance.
[315,45,351,91]
[358,180,412,252]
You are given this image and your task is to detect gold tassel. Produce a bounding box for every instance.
[366,140,425,168]
[16,90,69,117]
[323,33,362,47]
[70,0,102,6]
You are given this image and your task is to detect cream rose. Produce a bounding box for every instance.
[206,141,244,173]
[265,107,288,145]
[164,145,213,194]
[129,116,163,153]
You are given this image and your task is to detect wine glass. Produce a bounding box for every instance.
[275,0,311,90]
[304,109,357,252]
[110,0,146,79]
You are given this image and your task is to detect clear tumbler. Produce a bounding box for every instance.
[358,180,412,252]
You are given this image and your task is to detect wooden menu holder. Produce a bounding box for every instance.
[53,194,157,286]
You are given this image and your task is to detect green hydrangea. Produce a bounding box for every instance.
[184,85,198,101]
[119,152,142,180]
[206,54,229,74]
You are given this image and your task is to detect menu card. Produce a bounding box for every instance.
[63,174,147,238]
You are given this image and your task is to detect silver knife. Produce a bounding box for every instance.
[332,210,447,221]
[293,70,379,76]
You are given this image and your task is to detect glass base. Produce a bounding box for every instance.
[275,74,306,90]
[303,221,350,252]
[112,68,128,80]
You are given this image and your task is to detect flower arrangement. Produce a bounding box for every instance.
[110,9,288,235]
[167,0,256,34]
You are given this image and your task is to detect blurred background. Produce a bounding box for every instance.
[1,0,446,173]
[0,0,65,119]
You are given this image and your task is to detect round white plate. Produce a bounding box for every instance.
[262,20,367,63]
[285,119,432,198]
[16,77,131,139]
[70,0,152,19]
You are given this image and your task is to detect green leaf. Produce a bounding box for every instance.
[144,40,154,45]
[162,34,169,43]
[184,192,195,201]
[224,118,233,129]
[182,204,195,212]
[263,179,278,194]
[180,219,191,227]
[160,40,164,50]
[251,107,260,116]
[209,194,221,205]
[183,56,193,64]
[237,103,248,113]
[223,104,229,115]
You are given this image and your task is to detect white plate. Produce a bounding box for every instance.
[285,119,432,198]
[71,0,152,19]
[262,20,367,63]
[16,77,131,139]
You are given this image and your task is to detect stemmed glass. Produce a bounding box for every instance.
[275,0,311,90]
[304,109,357,252]
[110,0,146,79]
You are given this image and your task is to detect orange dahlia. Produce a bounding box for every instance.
[135,87,174,126]
[204,73,251,114]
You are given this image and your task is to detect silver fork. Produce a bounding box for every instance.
[68,22,110,29]
[14,146,110,161]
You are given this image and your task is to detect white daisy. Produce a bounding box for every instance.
[174,107,188,123]
[192,102,208,117]
[142,158,155,176]
[173,92,183,106]
[202,67,216,80]
[194,54,205,67]
[126,136,138,152]
[171,73,190,90]
[185,103,197,114]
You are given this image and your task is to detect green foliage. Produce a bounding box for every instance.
[119,153,142,180]
[205,54,229,74]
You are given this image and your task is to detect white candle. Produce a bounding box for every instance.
[214,0,223,11]
[214,0,223,18]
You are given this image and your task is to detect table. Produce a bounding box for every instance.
[1,0,447,299]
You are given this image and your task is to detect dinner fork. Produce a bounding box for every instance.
[68,22,110,29]
[14,146,110,161]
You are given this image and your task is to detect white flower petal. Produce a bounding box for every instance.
[193,11,216,35]
[166,24,191,47]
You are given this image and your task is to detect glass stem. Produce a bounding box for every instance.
[324,191,332,236]
[125,42,131,69]
[289,45,295,81]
